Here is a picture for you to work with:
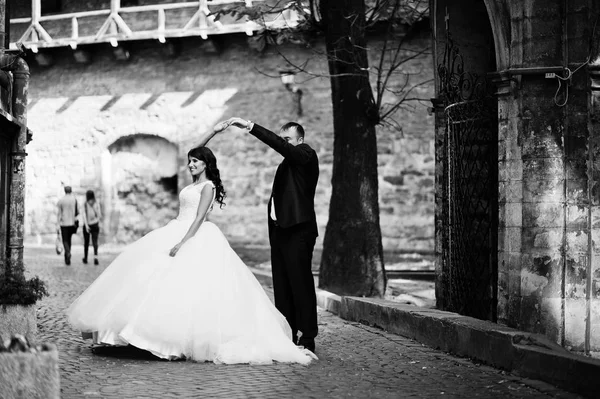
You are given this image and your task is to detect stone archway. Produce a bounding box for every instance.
[481,0,510,71]
[103,134,180,244]
[433,0,499,321]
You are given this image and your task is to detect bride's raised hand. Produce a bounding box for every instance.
[213,120,231,133]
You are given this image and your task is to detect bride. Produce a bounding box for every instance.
[67,125,316,365]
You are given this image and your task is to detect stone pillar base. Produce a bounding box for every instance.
[0,344,60,399]
[0,304,37,343]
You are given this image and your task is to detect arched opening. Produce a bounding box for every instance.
[103,134,179,244]
[433,0,499,321]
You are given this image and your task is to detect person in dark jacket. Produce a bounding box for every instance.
[218,118,319,353]
[82,190,102,265]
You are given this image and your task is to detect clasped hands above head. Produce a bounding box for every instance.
[213,117,252,133]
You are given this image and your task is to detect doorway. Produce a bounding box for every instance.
[104,134,179,244]
[434,0,499,321]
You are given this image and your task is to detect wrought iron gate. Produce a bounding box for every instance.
[0,137,8,273]
[438,31,498,321]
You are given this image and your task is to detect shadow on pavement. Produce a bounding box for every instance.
[90,345,183,361]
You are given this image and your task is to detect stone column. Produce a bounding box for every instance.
[560,1,597,353]
[588,66,600,354]
[562,74,591,353]
[496,0,598,351]
[493,71,523,326]
[508,89,566,343]
[590,0,600,351]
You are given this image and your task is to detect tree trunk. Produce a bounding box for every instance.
[318,0,386,297]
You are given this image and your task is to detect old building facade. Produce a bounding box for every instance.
[8,1,435,256]
[432,0,600,356]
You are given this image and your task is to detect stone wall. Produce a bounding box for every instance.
[107,135,180,243]
[494,0,599,356]
[21,30,435,252]
[433,0,600,356]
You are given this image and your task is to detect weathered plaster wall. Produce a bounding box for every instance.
[589,65,600,356]
[21,32,435,252]
[495,0,599,356]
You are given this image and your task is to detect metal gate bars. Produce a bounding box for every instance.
[437,29,498,321]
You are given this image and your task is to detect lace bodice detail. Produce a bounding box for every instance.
[176,181,215,222]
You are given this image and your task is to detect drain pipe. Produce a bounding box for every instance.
[6,55,30,278]
[0,44,31,278]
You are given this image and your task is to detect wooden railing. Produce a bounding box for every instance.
[9,0,298,51]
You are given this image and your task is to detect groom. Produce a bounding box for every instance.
[220,118,319,353]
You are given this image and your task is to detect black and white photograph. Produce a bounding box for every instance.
[0,0,599,398]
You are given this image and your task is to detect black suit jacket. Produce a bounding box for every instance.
[249,124,319,233]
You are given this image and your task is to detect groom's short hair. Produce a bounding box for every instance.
[280,122,305,139]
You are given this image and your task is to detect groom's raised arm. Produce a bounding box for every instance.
[248,123,313,165]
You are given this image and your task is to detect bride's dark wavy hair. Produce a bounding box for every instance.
[187,146,227,208]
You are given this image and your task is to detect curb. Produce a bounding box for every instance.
[248,267,599,398]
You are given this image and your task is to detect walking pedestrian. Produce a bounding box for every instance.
[82,190,101,265]
[57,185,79,266]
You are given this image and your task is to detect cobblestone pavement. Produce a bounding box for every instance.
[24,246,582,399]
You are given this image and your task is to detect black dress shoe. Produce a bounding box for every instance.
[82,258,88,264]
[298,337,315,353]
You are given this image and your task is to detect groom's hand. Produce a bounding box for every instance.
[227,117,252,129]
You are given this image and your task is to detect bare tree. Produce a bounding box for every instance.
[215,0,430,297]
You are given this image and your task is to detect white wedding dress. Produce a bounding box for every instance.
[67,181,316,365]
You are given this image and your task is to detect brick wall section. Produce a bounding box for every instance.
[21,33,435,253]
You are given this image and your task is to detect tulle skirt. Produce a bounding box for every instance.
[67,219,315,365]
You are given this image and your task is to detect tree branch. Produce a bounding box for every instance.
[228,0,431,128]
